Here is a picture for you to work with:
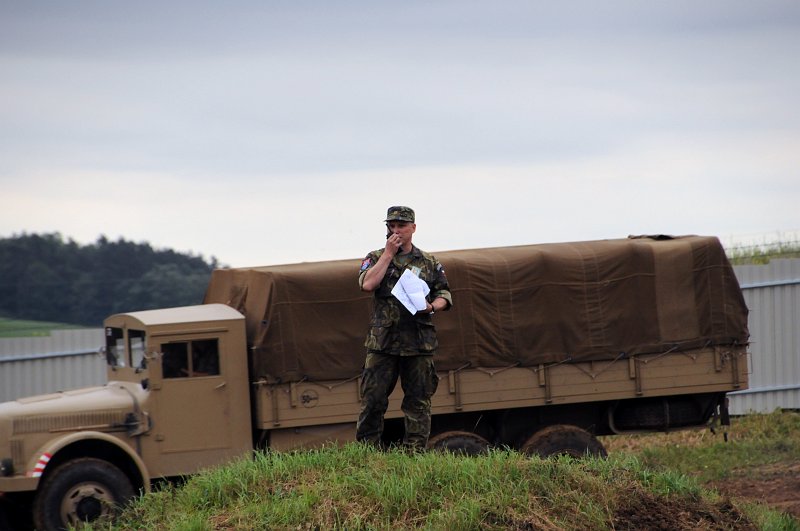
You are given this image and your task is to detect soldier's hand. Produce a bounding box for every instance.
[416,302,434,315]
[385,233,402,257]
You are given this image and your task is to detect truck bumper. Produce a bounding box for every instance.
[0,475,39,493]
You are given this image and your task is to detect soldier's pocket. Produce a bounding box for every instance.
[416,321,439,352]
[416,357,439,398]
[365,319,392,351]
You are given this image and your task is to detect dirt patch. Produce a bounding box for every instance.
[614,489,756,530]
[709,462,800,520]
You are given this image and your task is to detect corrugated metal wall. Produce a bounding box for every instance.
[0,329,106,402]
[729,258,800,414]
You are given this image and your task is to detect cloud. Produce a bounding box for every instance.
[1,1,798,268]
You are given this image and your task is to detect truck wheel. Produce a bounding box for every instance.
[427,430,490,456]
[521,425,607,458]
[32,458,135,531]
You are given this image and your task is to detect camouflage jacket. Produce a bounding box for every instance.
[359,245,452,356]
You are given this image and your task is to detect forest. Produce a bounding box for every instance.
[0,233,219,326]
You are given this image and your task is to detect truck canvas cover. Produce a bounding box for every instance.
[204,236,749,383]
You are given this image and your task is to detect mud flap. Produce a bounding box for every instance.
[719,396,731,442]
[711,395,732,442]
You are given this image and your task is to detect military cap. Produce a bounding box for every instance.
[385,206,415,223]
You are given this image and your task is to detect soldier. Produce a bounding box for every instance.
[356,206,452,449]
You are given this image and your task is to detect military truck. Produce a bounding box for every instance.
[0,235,749,529]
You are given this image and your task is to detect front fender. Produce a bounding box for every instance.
[25,431,151,493]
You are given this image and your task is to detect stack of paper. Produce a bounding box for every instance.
[391,269,430,314]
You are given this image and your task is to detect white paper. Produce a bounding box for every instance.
[391,269,430,314]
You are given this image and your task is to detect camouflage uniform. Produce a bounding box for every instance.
[356,234,452,448]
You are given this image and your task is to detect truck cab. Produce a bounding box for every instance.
[0,304,252,530]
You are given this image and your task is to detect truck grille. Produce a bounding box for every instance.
[11,439,24,473]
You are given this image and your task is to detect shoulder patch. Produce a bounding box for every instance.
[360,258,373,272]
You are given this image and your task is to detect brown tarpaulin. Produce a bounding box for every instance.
[203,236,748,382]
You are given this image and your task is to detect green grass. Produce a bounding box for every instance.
[604,410,800,530]
[92,412,799,530]
[0,317,84,338]
[602,409,800,482]
[107,450,672,530]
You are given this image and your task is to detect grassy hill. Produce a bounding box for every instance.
[96,411,799,530]
[0,317,85,338]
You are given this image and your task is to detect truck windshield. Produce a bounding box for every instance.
[105,327,125,368]
[104,328,147,369]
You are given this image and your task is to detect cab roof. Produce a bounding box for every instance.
[105,303,243,328]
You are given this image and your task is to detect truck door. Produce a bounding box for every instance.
[152,336,232,457]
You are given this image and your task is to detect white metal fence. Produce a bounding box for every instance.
[0,329,106,403]
[729,259,800,414]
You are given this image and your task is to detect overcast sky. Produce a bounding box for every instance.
[2,1,798,268]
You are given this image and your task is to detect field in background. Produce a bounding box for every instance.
[0,317,84,338]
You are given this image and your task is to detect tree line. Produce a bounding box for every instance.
[0,233,220,326]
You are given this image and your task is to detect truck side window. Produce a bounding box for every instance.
[192,339,220,376]
[161,339,220,378]
[162,342,189,378]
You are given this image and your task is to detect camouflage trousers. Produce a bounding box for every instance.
[356,352,439,448]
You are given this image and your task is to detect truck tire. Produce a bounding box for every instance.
[32,457,135,531]
[521,425,607,458]
[427,430,490,456]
